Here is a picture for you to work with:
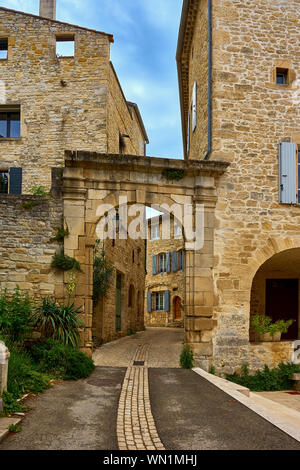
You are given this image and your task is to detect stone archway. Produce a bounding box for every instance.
[62,151,228,368]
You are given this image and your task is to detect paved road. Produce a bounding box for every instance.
[1,328,300,451]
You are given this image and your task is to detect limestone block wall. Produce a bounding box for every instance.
[181,0,300,372]
[0,194,63,299]
[93,236,146,345]
[0,8,112,192]
[107,64,146,156]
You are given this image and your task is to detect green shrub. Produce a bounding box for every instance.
[226,363,300,392]
[30,339,95,380]
[51,252,82,272]
[8,424,22,433]
[251,315,293,336]
[33,299,85,347]
[93,241,113,305]
[50,226,69,243]
[30,186,49,197]
[1,391,27,416]
[162,169,186,181]
[0,288,34,342]
[180,345,194,369]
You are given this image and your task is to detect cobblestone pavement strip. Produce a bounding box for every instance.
[117,344,165,451]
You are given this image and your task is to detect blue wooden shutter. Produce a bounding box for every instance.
[192,81,197,131]
[172,250,177,272]
[166,251,171,273]
[9,168,22,195]
[164,290,170,312]
[181,250,185,271]
[147,292,152,313]
[279,142,297,204]
[152,255,157,275]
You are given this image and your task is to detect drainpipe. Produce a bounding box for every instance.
[204,0,212,160]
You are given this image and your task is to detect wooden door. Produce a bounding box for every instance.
[266,279,298,340]
[116,273,122,332]
[174,296,182,320]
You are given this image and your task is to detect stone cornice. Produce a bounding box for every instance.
[64,151,229,177]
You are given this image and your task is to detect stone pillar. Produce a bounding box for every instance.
[0,341,10,395]
[184,185,217,371]
[39,0,56,19]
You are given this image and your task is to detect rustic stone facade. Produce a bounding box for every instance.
[145,216,185,327]
[0,6,148,193]
[177,0,300,373]
[0,5,148,350]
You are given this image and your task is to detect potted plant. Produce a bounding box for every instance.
[251,315,294,342]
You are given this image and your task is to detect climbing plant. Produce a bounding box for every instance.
[93,240,113,305]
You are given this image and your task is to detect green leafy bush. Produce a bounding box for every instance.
[0,288,34,342]
[51,252,82,272]
[180,345,194,369]
[162,169,186,181]
[1,391,27,416]
[251,315,293,336]
[30,186,49,197]
[226,363,300,392]
[50,226,69,243]
[33,299,85,347]
[93,241,113,305]
[30,339,95,380]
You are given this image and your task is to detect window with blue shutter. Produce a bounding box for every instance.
[166,251,171,273]
[147,292,152,313]
[172,250,177,273]
[164,290,170,312]
[192,81,197,132]
[279,142,297,204]
[9,167,22,195]
[152,254,157,275]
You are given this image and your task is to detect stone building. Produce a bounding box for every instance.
[145,215,185,328]
[177,0,300,372]
[0,1,148,345]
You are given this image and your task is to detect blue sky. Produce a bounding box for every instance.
[1,0,184,158]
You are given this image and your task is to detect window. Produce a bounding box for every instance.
[56,35,75,57]
[0,108,20,138]
[279,142,297,204]
[276,68,289,85]
[192,81,197,132]
[178,250,185,271]
[0,39,8,60]
[155,292,165,312]
[159,253,167,273]
[174,222,182,238]
[151,223,160,241]
[0,171,8,194]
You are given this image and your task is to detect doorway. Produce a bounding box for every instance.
[116,273,122,332]
[266,279,298,340]
[173,296,182,321]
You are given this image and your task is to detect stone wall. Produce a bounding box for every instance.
[0,193,63,299]
[145,217,185,327]
[0,7,113,192]
[180,0,300,372]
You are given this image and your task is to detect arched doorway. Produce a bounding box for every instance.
[173,296,182,321]
[250,248,300,341]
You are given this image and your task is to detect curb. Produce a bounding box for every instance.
[193,368,300,443]
[0,416,23,444]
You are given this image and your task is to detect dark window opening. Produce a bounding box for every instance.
[276,68,289,85]
[0,171,8,194]
[0,109,20,138]
[0,39,8,60]
[56,35,75,57]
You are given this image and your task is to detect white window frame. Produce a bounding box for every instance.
[154,292,165,312]
[151,223,160,241]
[159,253,167,273]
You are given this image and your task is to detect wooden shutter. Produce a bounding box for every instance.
[192,81,197,132]
[166,251,171,273]
[147,292,152,313]
[279,142,297,204]
[164,290,170,312]
[172,250,177,273]
[181,250,185,271]
[9,168,22,195]
[152,255,157,275]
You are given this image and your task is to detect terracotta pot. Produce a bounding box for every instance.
[257,332,282,342]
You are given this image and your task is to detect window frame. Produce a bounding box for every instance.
[56,34,75,58]
[158,253,167,274]
[276,68,289,85]
[151,223,160,241]
[0,106,21,139]
[0,38,8,60]
[154,292,165,312]
[0,170,9,194]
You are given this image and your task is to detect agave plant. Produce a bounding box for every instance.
[34,299,85,347]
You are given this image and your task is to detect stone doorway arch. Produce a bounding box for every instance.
[62,151,228,368]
